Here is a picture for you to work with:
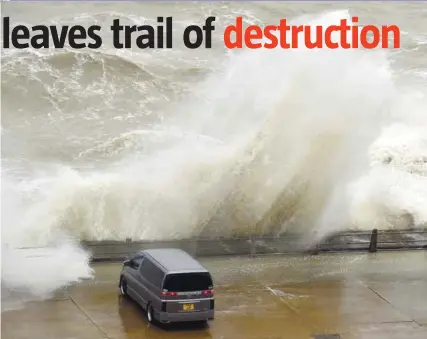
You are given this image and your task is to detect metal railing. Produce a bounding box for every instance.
[80,228,427,262]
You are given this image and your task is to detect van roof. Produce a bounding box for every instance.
[141,248,209,273]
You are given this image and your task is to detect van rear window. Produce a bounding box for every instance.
[162,272,213,292]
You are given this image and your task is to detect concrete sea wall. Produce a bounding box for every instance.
[82,228,427,262]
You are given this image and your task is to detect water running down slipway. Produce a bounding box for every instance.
[1,2,427,306]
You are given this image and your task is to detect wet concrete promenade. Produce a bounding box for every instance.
[2,251,427,339]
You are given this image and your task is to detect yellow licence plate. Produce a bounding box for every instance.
[182,303,194,311]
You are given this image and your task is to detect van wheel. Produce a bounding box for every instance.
[119,278,127,296]
[147,305,154,323]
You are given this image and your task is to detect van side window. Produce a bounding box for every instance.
[139,259,164,287]
[130,254,144,269]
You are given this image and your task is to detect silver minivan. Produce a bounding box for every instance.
[118,248,215,324]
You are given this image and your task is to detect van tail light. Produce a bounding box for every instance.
[161,291,177,297]
[202,289,214,295]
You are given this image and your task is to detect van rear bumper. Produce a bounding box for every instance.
[156,310,214,323]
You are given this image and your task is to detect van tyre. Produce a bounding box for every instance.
[119,278,127,296]
[147,305,154,323]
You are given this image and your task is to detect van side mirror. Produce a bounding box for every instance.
[124,259,140,269]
